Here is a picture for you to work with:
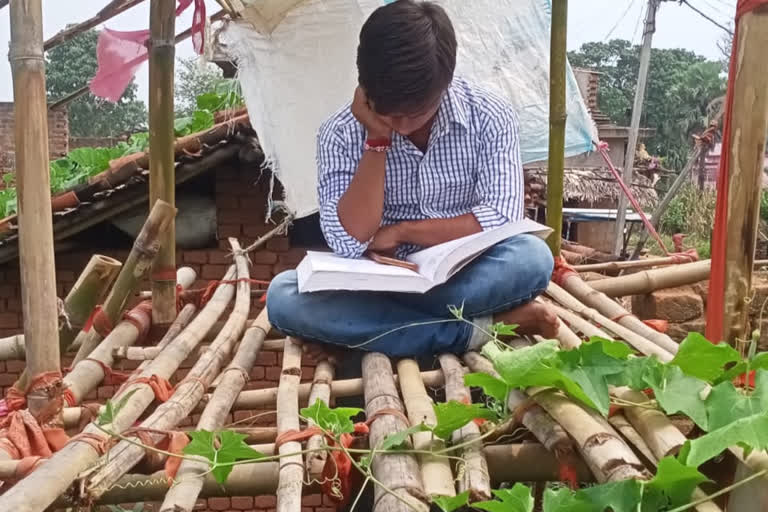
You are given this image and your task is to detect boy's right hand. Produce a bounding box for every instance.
[351,87,391,139]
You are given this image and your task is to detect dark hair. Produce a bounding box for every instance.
[357,0,457,115]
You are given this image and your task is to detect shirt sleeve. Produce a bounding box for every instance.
[316,121,370,259]
[471,107,524,230]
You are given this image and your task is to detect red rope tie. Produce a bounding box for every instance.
[552,256,577,287]
[82,358,132,387]
[151,267,178,282]
[117,375,175,403]
[67,432,110,455]
[274,426,324,450]
[611,313,633,323]
[122,301,153,342]
[84,306,114,337]
[186,278,272,308]
[62,389,77,407]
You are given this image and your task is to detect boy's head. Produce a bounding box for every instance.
[357,0,457,135]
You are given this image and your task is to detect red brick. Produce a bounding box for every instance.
[322,495,336,506]
[272,263,296,276]
[207,497,231,510]
[6,360,24,372]
[202,265,229,280]
[249,251,278,265]
[250,366,265,380]
[253,496,277,507]
[193,499,208,510]
[208,250,232,265]
[266,366,282,381]
[97,386,115,399]
[256,351,276,366]
[301,366,315,380]
[302,494,322,506]
[0,313,19,329]
[316,508,337,512]
[0,362,6,373]
[241,223,274,238]
[233,410,254,423]
[632,286,704,323]
[251,265,273,280]
[218,209,254,224]
[279,248,308,265]
[266,237,291,252]
[230,496,253,510]
[183,251,209,264]
[218,223,242,238]
[0,373,18,386]
[5,298,21,312]
[0,284,16,298]
[57,270,76,281]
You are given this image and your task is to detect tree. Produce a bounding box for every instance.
[46,29,147,137]
[568,39,726,170]
[175,57,227,115]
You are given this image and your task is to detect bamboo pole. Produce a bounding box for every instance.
[545,0,568,256]
[276,338,304,512]
[438,354,491,501]
[557,273,679,354]
[608,413,658,465]
[84,240,251,500]
[72,200,176,364]
[396,359,455,498]
[707,9,768,345]
[305,360,334,481]
[113,337,284,362]
[533,389,648,483]
[575,255,697,273]
[0,334,24,360]
[462,352,575,457]
[483,443,592,483]
[0,266,237,512]
[43,0,146,51]
[160,313,270,512]
[546,282,674,362]
[148,0,177,325]
[362,353,429,512]
[9,0,61,421]
[544,299,613,339]
[589,260,711,297]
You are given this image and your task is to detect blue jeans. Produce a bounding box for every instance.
[266,234,554,357]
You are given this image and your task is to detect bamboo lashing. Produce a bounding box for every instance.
[0,264,238,512]
[304,359,335,482]
[276,338,304,512]
[160,312,270,512]
[396,359,455,498]
[439,354,491,501]
[83,240,252,501]
[362,353,429,512]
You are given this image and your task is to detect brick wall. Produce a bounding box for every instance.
[0,160,328,512]
[0,102,69,175]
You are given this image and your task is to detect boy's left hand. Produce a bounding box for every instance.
[369,224,403,254]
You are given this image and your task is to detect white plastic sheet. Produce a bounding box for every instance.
[222,0,597,219]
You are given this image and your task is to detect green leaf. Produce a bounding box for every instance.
[558,338,632,416]
[492,322,519,336]
[474,484,534,512]
[646,456,708,508]
[705,370,768,431]
[377,424,432,452]
[432,491,470,512]
[644,363,710,430]
[577,480,643,512]
[300,399,363,436]
[184,430,265,484]
[715,352,768,385]
[173,109,215,137]
[67,146,126,176]
[464,372,509,404]
[542,488,595,512]
[669,333,741,382]
[432,401,497,441]
[680,411,768,467]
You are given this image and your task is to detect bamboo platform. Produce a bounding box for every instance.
[0,243,759,512]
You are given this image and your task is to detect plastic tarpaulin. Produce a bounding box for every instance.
[222,0,597,219]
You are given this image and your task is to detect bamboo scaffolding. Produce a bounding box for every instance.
[546,282,674,362]
[160,312,270,512]
[439,354,491,501]
[276,338,304,512]
[148,0,177,324]
[396,359,455,498]
[0,266,237,512]
[544,299,612,339]
[557,272,679,354]
[113,337,285,362]
[588,260,711,297]
[83,240,251,500]
[462,352,575,457]
[608,413,658,465]
[533,389,649,482]
[72,200,176,364]
[10,0,61,421]
[362,353,429,512]
[43,0,146,51]
[484,443,592,483]
[304,360,334,481]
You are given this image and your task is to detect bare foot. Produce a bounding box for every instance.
[300,341,343,365]
[494,301,560,339]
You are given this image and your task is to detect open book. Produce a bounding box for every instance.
[297,218,552,293]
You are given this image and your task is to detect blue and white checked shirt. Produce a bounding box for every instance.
[317,77,524,259]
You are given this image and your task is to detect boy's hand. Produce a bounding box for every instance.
[351,87,391,139]
[369,223,403,254]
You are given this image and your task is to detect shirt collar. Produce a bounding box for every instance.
[433,82,469,136]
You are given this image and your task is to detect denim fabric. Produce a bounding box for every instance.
[266,234,553,357]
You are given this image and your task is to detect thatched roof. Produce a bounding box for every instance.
[524,167,658,209]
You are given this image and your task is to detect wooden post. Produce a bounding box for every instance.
[613,0,659,256]
[149,0,177,325]
[8,0,61,419]
[706,7,768,345]
[545,0,568,257]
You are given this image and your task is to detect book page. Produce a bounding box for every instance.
[406,231,485,282]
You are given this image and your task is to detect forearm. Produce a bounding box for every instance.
[398,213,482,248]
[336,151,387,243]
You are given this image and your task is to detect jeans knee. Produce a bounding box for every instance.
[518,234,554,290]
[266,270,299,329]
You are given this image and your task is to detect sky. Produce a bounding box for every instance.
[0,0,737,104]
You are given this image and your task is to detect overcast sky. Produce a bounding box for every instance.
[0,0,737,103]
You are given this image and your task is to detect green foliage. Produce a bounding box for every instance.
[174,109,215,137]
[669,333,741,383]
[464,372,509,404]
[432,491,470,512]
[491,322,518,337]
[474,484,534,512]
[46,29,147,137]
[431,401,498,440]
[175,57,242,115]
[300,399,362,436]
[376,424,431,452]
[659,185,716,246]
[97,390,138,426]
[183,430,264,484]
[568,40,726,170]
